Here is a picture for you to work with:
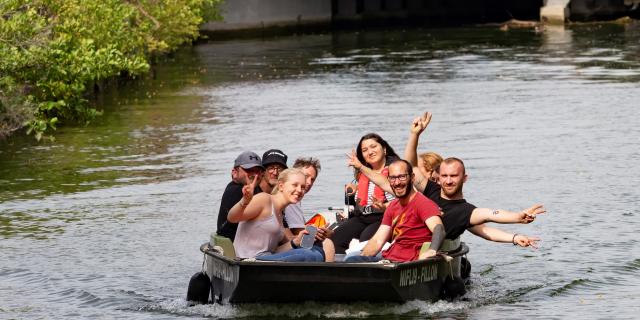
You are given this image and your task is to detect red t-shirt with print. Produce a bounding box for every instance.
[381,192,441,262]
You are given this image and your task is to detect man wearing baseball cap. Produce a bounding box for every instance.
[258,149,288,194]
[216,151,264,241]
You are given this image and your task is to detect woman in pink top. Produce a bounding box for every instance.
[228,168,308,259]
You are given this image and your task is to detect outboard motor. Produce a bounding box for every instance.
[441,276,466,300]
[461,256,471,280]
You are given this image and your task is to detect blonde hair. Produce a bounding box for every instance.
[419,152,443,173]
[272,168,305,195]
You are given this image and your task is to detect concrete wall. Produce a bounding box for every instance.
[201,0,639,34]
[201,0,332,32]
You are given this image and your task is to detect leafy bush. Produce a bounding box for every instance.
[0,0,220,140]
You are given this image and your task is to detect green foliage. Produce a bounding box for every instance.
[0,0,221,140]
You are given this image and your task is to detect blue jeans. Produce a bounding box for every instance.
[344,254,382,263]
[256,245,325,262]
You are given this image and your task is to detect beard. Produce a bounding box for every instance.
[392,182,412,199]
[442,181,463,198]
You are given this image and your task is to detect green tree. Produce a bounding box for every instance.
[0,0,221,140]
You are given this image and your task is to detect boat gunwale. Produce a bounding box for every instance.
[200,242,469,270]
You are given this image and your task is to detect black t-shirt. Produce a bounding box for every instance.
[422,180,477,240]
[216,181,244,241]
[216,181,265,241]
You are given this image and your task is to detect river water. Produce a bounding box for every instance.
[1,23,640,319]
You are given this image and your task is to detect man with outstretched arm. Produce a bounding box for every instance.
[344,160,446,262]
[347,112,544,247]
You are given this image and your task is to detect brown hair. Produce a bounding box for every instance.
[293,157,321,174]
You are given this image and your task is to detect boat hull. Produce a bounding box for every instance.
[201,242,469,304]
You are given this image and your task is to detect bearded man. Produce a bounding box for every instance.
[344,160,446,263]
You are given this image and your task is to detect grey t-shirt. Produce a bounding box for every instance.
[284,202,306,229]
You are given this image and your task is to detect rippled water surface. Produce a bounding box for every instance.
[1,23,640,319]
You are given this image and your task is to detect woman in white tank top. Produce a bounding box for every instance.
[228,168,307,258]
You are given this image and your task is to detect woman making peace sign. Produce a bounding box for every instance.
[228,168,313,259]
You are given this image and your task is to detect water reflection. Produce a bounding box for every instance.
[1,23,640,319]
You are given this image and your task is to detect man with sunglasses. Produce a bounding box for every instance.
[216,151,265,241]
[344,159,446,262]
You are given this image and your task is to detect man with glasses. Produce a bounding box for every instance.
[258,149,288,194]
[216,151,264,241]
[344,160,446,262]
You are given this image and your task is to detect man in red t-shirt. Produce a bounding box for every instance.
[344,159,446,263]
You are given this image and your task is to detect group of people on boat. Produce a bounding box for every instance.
[215,112,545,264]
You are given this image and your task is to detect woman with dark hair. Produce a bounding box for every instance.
[330,133,400,254]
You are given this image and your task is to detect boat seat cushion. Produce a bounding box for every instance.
[210,233,236,258]
[420,237,461,254]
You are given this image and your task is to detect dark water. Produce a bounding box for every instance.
[1,23,640,319]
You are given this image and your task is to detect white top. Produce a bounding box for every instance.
[284,202,306,229]
[355,181,395,206]
[233,202,284,259]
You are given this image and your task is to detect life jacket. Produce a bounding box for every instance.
[357,167,389,206]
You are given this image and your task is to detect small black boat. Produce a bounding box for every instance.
[199,237,469,304]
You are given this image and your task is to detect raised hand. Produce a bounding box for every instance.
[346,149,363,170]
[241,174,259,206]
[522,204,546,224]
[409,112,432,135]
[420,112,432,129]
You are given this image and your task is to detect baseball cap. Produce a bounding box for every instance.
[234,151,264,169]
[262,149,288,168]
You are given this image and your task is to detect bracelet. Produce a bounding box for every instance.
[512,234,518,245]
[239,199,248,208]
[290,239,300,249]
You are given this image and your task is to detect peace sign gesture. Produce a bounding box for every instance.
[240,174,259,207]
[521,204,546,224]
